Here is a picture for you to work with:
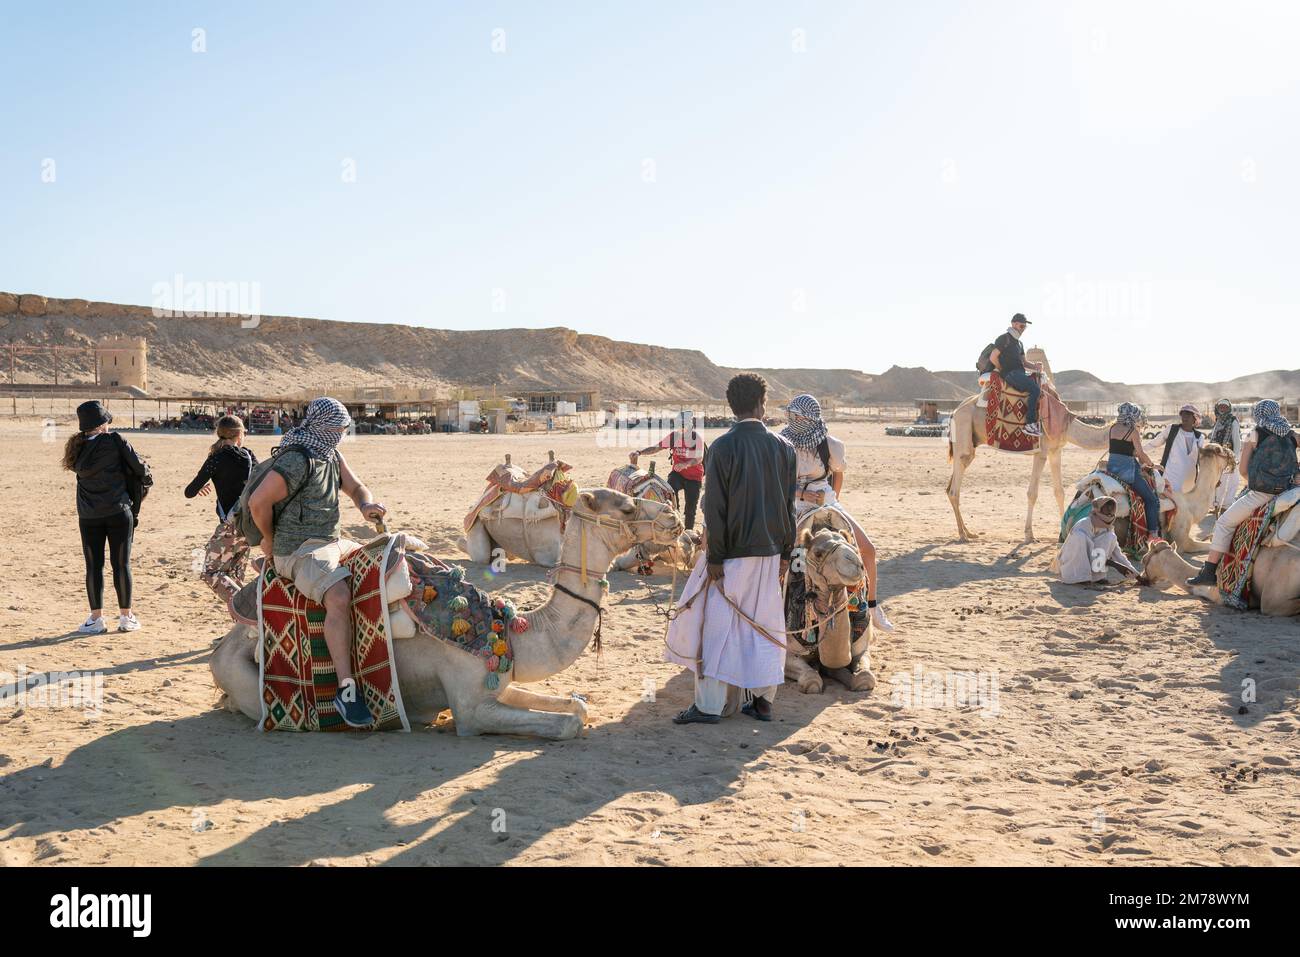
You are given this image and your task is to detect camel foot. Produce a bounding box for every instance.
[826,666,877,692]
[797,674,824,694]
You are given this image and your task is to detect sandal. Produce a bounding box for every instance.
[672,704,721,725]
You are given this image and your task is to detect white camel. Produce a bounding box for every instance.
[211,489,683,739]
[947,350,1110,542]
[459,452,570,567]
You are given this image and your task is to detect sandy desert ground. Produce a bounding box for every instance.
[1,418,1298,866]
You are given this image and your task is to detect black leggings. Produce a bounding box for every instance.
[79,512,134,610]
[667,471,701,530]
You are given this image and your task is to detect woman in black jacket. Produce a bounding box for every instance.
[185,415,257,521]
[63,401,147,634]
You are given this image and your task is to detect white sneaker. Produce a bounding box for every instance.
[117,613,141,632]
[870,604,895,633]
[1022,423,1041,437]
[78,615,107,635]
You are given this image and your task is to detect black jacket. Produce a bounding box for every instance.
[702,420,797,563]
[185,445,258,513]
[75,432,147,521]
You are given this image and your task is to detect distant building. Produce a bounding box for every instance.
[96,336,147,392]
[515,389,601,413]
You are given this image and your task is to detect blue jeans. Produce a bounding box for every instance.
[1108,453,1162,536]
[1002,369,1040,424]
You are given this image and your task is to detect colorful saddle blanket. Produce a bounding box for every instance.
[258,538,409,732]
[1062,465,1175,559]
[607,464,675,504]
[982,372,1068,453]
[463,460,576,533]
[400,552,521,689]
[1218,501,1279,611]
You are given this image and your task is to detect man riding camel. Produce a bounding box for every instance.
[247,397,388,728]
[1187,399,1300,588]
[989,313,1044,437]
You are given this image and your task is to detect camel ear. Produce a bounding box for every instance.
[800,528,813,548]
[839,528,853,542]
[578,491,597,511]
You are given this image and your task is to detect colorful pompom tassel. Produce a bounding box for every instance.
[485,672,500,691]
[451,618,470,637]
[449,596,469,612]
[510,616,529,634]
[490,619,504,634]
[493,639,508,656]
[498,655,512,672]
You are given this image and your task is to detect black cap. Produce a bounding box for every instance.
[76,400,113,432]
[1012,313,1032,325]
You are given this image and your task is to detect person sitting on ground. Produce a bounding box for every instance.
[186,415,258,523]
[246,397,387,727]
[1057,496,1140,584]
[780,392,894,632]
[635,410,706,530]
[1158,403,1205,495]
[989,313,1044,437]
[1107,402,1165,539]
[1209,399,1244,514]
[1187,400,1300,587]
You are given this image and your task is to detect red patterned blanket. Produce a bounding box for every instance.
[1217,501,1277,611]
[463,460,576,533]
[983,372,1067,453]
[258,538,409,732]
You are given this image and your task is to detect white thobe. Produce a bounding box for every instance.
[1161,426,1203,495]
[1213,420,1244,508]
[665,553,786,714]
[1057,519,1139,584]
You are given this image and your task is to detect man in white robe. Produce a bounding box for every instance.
[1057,496,1139,585]
[666,373,797,724]
[1158,404,1205,495]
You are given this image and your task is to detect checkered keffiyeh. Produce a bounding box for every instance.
[1253,400,1292,438]
[282,397,351,458]
[780,393,828,451]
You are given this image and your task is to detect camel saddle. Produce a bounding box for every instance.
[1262,485,1300,549]
[607,463,674,505]
[1072,466,1175,520]
[463,460,576,533]
[979,371,1066,453]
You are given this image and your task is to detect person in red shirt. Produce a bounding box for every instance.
[637,411,706,529]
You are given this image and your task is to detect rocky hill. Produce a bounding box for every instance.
[1,292,1296,404]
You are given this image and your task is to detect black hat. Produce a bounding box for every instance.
[76,400,113,433]
[1012,313,1032,325]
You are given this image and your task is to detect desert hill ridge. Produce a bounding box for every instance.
[1,291,1296,405]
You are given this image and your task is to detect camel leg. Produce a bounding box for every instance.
[209,626,261,721]
[1025,452,1047,543]
[461,522,493,563]
[497,684,589,720]
[785,652,823,694]
[1049,446,1066,518]
[947,451,979,541]
[463,698,584,740]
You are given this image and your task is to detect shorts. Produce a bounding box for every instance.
[273,538,351,604]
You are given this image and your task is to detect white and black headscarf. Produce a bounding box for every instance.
[1253,400,1292,438]
[281,397,352,458]
[780,393,828,451]
[1210,398,1236,446]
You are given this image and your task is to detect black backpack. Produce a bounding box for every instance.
[112,432,154,523]
[976,343,997,374]
[1247,430,1299,494]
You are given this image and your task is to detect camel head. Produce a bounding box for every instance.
[1198,441,1236,479]
[1140,539,1194,591]
[571,488,683,556]
[800,526,865,593]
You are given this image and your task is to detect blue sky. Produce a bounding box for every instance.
[2,1,1296,382]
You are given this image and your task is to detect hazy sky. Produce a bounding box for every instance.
[2,1,1297,382]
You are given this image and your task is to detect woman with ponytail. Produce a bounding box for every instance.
[189,415,258,603]
[64,400,146,634]
[185,415,257,521]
